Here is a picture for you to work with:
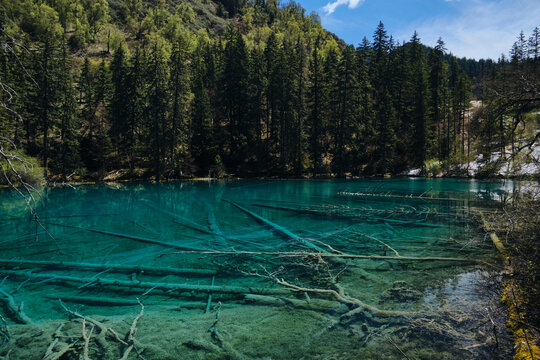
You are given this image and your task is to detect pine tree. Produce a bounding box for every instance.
[323,47,339,173]
[292,38,307,176]
[332,45,357,177]
[90,60,113,179]
[33,35,58,176]
[79,57,93,127]
[371,21,390,94]
[279,39,294,175]
[409,32,428,170]
[448,56,459,158]
[169,34,191,174]
[191,38,215,174]
[529,27,540,60]
[308,38,324,176]
[264,32,280,164]
[370,22,395,173]
[428,38,447,161]
[55,40,81,179]
[247,46,266,172]
[109,45,129,164]
[376,89,397,173]
[510,31,527,64]
[191,73,214,174]
[387,41,409,168]
[353,43,373,172]
[455,72,471,159]
[125,47,145,173]
[145,42,169,179]
[223,28,249,171]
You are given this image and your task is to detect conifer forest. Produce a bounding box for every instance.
[1,0,538,180]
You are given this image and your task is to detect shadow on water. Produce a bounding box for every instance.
[0,179,517,359]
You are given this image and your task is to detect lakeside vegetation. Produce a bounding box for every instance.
[486,191,540,359]
[1,0,538,183]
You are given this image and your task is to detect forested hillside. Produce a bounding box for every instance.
[0,0,538,181]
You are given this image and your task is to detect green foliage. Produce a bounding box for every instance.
[2,0,523,181]
[476,161,501,178]
[54,41,83,179]
[423,159,442,177]
[0,150,44,186]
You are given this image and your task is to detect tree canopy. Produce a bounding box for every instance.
[0,0,538,180]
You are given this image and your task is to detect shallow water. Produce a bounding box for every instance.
[0,179,515,359]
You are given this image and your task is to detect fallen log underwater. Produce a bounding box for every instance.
[338,191,464,201]
[43,221,209,251]
[0,259,217,276]
[251,203,446,228]
[139,200,217,236]
[46,295,224,310]
[337,191,503,207]
[48,291,405,320]
[158,249,496,267]
[223,199,330,253]
[252,199,474,220]
[243,294,347,313]
[0,287,33,324]
[0,270,292,296]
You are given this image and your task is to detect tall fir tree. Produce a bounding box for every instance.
[223,28,249,171]
[323,47,339,173]
[191,39,215,174]
[264,32,281,166]
[332,45,358,177]
[427,38,447,160]
[55,40,81,179]
[292,38,307,176]
[409,32,429,171]
[247,46,267,173]
[308,38,325,176]
[376,89,397,173]
[109,45,129,166]
[169,34,191,174]
[125,46,145,172]
[90,60,113,179]
[145,42,169,179]
[353,44,373,171]
[33,35,58,175]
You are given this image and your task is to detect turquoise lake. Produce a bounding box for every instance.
[0,178,517,359]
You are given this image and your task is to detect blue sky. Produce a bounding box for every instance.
[294,0,540,60]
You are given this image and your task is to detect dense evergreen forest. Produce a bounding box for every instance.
[0,0,538,181]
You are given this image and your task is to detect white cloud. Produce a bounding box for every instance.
[322,0,364,15]
[397,0,540,60]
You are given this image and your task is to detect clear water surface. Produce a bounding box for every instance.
[0,179,517,359]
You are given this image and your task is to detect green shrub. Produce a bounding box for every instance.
[210,155,225,178]
[424,159,442,177]
[477,161,501,178]
[0,150,45,186]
